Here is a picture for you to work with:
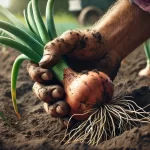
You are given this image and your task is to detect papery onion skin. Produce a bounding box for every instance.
[63,68,114,120]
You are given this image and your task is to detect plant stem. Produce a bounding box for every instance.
[11,54,31,119]
[144,40,150,65]
[27,1,40,37]
[32,0,51,43]
[0,5,41,43]
[0,21,44,56]
[33,0,69,81]
[52,58,69,81]
[0,36,41,62]
[46,0,57,39]
[23,9,35,34]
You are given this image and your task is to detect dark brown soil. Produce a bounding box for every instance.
[0,45,150,150]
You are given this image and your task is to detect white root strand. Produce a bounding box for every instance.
[62,96,150,146]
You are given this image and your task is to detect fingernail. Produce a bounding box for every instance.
[56,106,65,114]
[39,55,50,64]
[41,73,50,81]
[52,89,62,98]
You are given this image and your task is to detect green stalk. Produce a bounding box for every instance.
[23,9,34,33]
[0,29,9,37]
[0,36,41,62]
[27,1,40,37]
[0,0,69,119]
[11,54,31,119]
[46,0,57,39]
[32,0,69,81]
[0,5,41,43]
[0,21,44,56]
[144,40,150,65]
[1,29,31,48]
[52,58,69,81]
[46,0,69,81]
[32,0,51,43]
[0,37,41,119]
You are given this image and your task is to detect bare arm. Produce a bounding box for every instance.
[94,0,150,60]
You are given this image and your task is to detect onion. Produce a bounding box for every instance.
[63,68,114,120]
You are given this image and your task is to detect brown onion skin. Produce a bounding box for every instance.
[63,68,114,120]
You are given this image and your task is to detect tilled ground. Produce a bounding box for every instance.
[0,45,150,150]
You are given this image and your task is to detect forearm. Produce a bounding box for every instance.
[94,0,150,60]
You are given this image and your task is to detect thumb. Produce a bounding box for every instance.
[39,41,61,69]
[39,30,82,68]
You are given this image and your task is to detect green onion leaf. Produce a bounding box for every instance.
[0,29,10,37]
[0,5,41,43]
[46,0,57,39]
[0,0,69,119]
[1,29,30,48]
[144,40,150,64]
[32,0,51,43]
[23,9,35,34]
[27,1,41,37]
[0,21,44,56]
[0,36,41,62]
[11,54,31,119]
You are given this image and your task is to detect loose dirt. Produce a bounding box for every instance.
[0,45,150,150]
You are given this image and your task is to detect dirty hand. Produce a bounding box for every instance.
[27,29,121,127]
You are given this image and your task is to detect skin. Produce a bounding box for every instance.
[27,0,150,126]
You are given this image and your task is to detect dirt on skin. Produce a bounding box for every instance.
[0,45,150,150]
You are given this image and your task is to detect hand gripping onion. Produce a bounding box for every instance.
[0,0,150,147]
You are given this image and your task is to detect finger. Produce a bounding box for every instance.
[43,101,70,117]
[33,82,64,103]
[39,49,61,69]
[39,30,82,69]
[27,61,53,83]
[44,102,76,129]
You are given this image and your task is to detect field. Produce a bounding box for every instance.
[0,14,150,150]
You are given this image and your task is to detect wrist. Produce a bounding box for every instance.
[96,50,121,80]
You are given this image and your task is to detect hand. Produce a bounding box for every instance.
[27,29,121,127]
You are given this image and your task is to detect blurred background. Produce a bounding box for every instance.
[0,0,116,35]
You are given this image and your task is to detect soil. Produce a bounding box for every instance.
[0,45,150,150]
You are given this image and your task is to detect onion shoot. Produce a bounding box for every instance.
[139,39,150,77]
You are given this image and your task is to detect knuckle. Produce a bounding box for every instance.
[62,30,81,39]
[33,84,63,103]
[30,68,41,81]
